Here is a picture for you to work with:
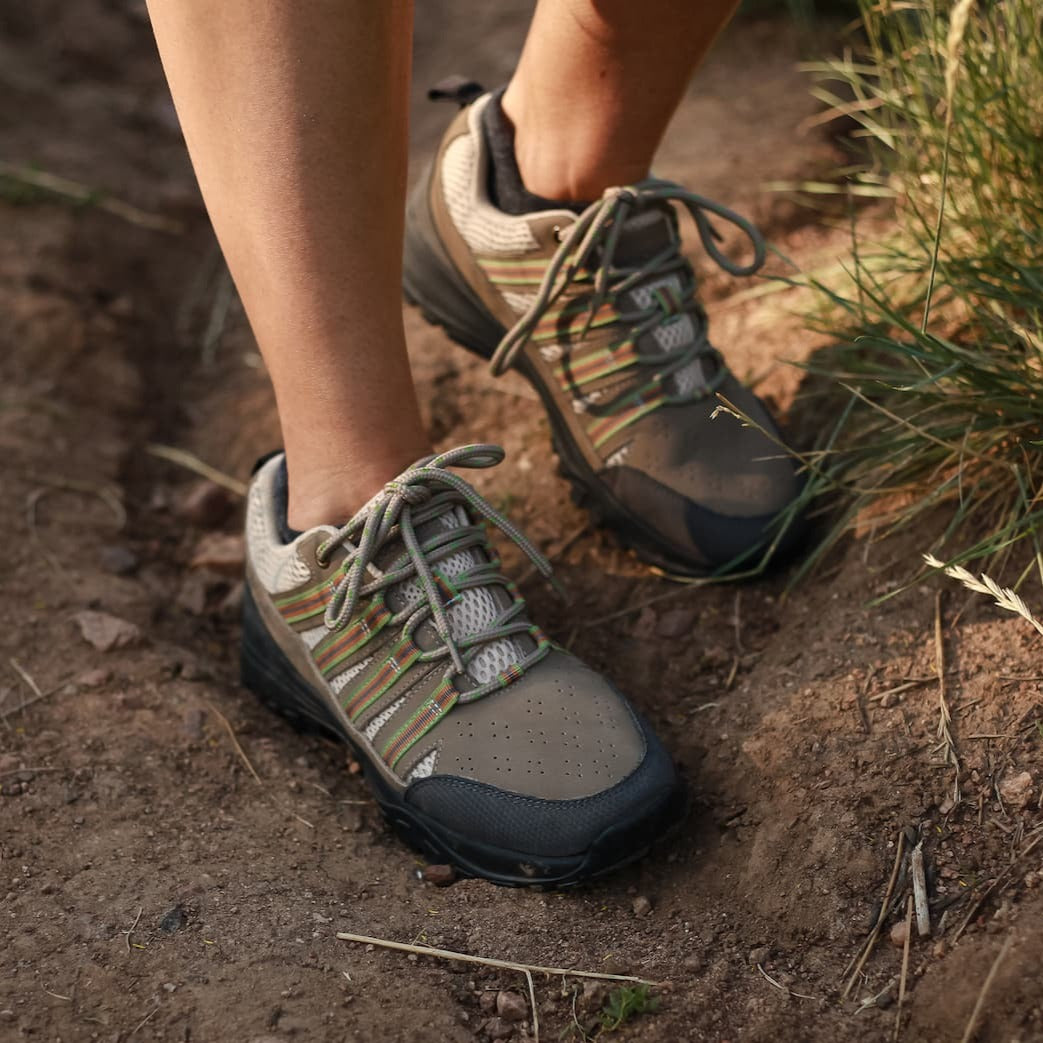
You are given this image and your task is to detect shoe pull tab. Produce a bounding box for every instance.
[427,76,485,108]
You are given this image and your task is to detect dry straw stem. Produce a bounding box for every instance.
[959,935,1012,1043]
[924,555,1043,637]
[145,443,247,496]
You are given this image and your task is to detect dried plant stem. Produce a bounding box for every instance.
[924,555,1043,637]
[934,593,961,803]
[205,701,263,785]
[145,444,247,496]
[336,932,663,986]
[893,897,914,1042]
[959,935,1012,1043]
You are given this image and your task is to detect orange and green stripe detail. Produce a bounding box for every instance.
[274,576,338,626]
[344,636,423,721]
[380,678,459,770]
[313,597,391,678]
[587,385,667,449]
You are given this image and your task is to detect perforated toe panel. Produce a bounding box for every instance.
[432,651,646,800]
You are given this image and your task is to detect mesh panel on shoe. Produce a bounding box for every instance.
[330,656,373,694]
[246,465,313,594]
[388,507,525,687]
[628,276,702,399]
[441,133,540,257]
[364,696,406,740]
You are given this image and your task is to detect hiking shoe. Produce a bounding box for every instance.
[241,444,684,885]
[403,90,803,576]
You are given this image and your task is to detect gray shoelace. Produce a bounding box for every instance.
[490,179,766,415]
[315,444,554,697]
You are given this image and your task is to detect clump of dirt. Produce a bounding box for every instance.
[2,3,1041,1042]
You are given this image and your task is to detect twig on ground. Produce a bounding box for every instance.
[336,932,664,986]
[843,830,906,999]
[934,593,961,804]
[954,831,1043,940]
[129,1005,160,1037]
[755,963,816,1001]
[893,896,913,1041]
[524,968,540,1043]
[0,766,63,780]
[959,935,1013,1043]
[9,658,42,698]
[911,842,931,938]
[205,701,262,784]
[0,160,183,234]
[732,590,745,654]
[123,907,143,955]
[145,444,247,496]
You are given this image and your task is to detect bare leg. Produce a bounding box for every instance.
[146,0,427,529]
[503,0,740,201]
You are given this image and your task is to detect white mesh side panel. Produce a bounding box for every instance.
[407,749,439,781]
[301,625,328,649]
[330,655,372,694]
[364,696,406,741]
[629,275,702,397]
[387,507,525,687]
[502,290,538,314]
[245,456,327,594]
[441,130,540,256]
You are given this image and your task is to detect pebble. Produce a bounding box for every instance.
[481,1017,514,1040]
[496,990,528,1022]
[74,610,141,652]
[422,864,457,887]
[98,545,139,576]
[632,895,653,918]
[176,480,235,528]
[182,707,207,740]
[175,573,210,616]
[158,904,188,933]
[478,992,497,1014]
[189,533,245,575]
[0,1010,15,1022]
[76,667,111,688]
[889,921,910,948]
[748,946,770,965]
[998,770,1034,809]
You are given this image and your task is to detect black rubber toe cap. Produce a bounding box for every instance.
[600,466,805,572]
[403,714,682,868]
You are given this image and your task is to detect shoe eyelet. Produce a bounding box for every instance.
[552,225,566,244]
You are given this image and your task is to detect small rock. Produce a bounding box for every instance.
[748,946,770,965]
[182,707,207,740]
[496,990,528,1022]
[176,572,211,616]
[422,864,457,887]
[98,545,139,576]
[189,533,245,575]
[76,667,111,688]
[159,904,188,933]
[216,581,244,621]
[481,1016,514,1041]
[874,982,897,1009]
[478,992,498,1015]
[656,608,697,639]
[176,480,235,528]
[0,1010,15,1022]
[74,611,140,652]
[889,921,910,949]
[632,895,653,918]
[999,770,1034,809]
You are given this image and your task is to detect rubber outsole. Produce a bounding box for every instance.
[240,584,687,887]
[402,164,794,579]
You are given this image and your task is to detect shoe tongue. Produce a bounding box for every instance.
[609,205,677,266]
[602,206,715,398]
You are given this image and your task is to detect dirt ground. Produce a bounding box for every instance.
[2,3,1042,1041]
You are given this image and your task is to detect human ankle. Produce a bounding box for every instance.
[500,83,650,203]
[284,445,431,533]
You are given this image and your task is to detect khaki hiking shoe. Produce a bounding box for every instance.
[403,89,803,576]
[241,444,683,885]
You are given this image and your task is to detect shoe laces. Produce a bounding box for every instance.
[314,444,555,699]
[490,179,765,415]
